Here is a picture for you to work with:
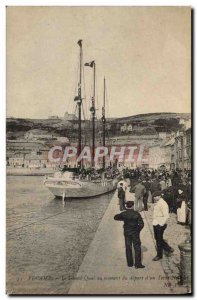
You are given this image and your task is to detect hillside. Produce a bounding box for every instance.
[6,112,191,140]
[109,112,191,123]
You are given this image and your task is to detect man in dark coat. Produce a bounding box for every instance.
[114,201,145,268]
[132,180,146,211]
[142,178,151,211]
[117,183,126,211]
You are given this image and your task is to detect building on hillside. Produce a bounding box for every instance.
[120,123,133,133]
[24,129,54,141]
[158,132,167,140]
[127,124,133,132]
[52,120,73,130]
[179,118,186,125]
[106,124,111,130]
[55,137,69,144]
[73,122,88,130]
[63,112,78,121]
[48,116,60,120]
[120,124,127,133]
[179,117,191,127]
[185,118,191,130]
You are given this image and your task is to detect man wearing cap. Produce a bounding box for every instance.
[152,191,174,261]
[114,201,145,268]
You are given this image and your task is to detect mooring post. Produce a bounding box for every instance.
[178,234,191,287]
[62,192,65,206]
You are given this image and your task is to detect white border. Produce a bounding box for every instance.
[1,1,195,299]
[0,0,194,5]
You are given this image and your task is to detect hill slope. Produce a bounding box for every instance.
[6,112,191,139]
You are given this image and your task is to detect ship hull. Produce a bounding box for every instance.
[44,178,119,199]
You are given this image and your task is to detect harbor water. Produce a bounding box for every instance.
[6,176,114,294]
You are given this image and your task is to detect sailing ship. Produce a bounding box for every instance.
[44,40,120,199]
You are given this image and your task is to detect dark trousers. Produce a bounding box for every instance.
[151,191,155,203]
[119,197,125,211]
[143,193,148,211]
[124,233,142,267]
[153,224,171,258]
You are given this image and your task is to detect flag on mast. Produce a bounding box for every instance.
[84,61,95,68]
[77,39,82,46]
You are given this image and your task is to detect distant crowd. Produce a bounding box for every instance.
[61,165,120,181]
[119,167,191,225]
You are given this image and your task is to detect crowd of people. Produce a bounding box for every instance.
[115,167,192,268]
[60,165,120,181]
[119,167,191,225]
[78,166,120,181]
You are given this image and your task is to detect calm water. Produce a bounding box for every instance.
[6,176,114,294]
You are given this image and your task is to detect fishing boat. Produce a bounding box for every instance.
[44,40,120,199]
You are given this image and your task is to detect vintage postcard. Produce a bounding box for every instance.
[6,6,192,295]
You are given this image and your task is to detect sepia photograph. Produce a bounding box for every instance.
[6,6,192,295]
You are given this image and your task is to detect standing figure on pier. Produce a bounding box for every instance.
[117,177,128,191]
[131,179,146,211]
[117,183,126,211]
[142,178,150,211]
[114,201,145,269]
[152,191,174,261]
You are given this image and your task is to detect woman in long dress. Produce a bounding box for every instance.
[176,188,187,224]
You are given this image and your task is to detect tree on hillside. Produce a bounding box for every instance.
[154,118,179,131]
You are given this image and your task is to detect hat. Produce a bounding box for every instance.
[152,191,162,198]
[177,184,186,192]
[125,201,134,208]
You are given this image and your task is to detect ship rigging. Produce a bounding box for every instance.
[44,40,120,199]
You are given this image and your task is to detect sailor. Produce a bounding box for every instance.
[114,201,145,268]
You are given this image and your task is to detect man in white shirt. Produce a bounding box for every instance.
[117,178,128,191]
[152,191,174,261]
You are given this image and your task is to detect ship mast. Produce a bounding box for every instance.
[84,60,96,166]
[92,62,96,166]
[102,77,106,169]
[74,40,83,169]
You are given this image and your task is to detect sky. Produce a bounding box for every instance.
[6,6,191,119]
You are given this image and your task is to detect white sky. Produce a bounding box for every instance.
[6,6,191,119]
